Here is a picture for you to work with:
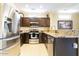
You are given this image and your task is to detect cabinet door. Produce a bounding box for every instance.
[41,33,48,43]
[20,17,30,27]
[39,33,44,43]
[46,18,50,27]
[39,33,45,43]
[38,18,46,27]
[38,18,50,27]
[24,33,29,44]
[54,38,78,56]
[20,34,25,46]
[20,33,29,45]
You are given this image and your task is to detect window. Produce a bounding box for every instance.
[58,20,73,29]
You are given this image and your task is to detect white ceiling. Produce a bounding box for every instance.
[14,3,79,11]
[12,3,79,17]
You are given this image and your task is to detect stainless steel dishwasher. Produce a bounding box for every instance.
[47,35,54,56]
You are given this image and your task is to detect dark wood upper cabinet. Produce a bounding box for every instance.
[20,17,50,27]
[38,18,50,27]
[46,18,50,27]
[38,18,46,27]
[20,17,30,27]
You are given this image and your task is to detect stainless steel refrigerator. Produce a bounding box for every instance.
[0,9,21,56]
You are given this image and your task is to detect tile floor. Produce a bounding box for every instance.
[20,44,48,56]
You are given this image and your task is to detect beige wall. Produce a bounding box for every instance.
[48,11,79,30]
[72,13,79,30]
[0,3,1,50]
[0,3,3,49]
[48,11,58,30]
[21,10,48,17]
[0,3,3,33]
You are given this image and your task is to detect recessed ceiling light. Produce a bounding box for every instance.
[22,8,47,13]
[25,4,29,8]
[40,5,43,9]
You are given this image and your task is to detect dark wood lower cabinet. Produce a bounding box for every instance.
[20,33,29,46]
[20,33,25,46]
[39,33,48,43]
[20,33,48,45]
[54,38,78,56]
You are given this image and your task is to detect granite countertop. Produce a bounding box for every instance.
[20,27,79,38]
[43,31,79,38]
[20,27,49,33]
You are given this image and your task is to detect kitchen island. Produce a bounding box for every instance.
[43,30,79,56]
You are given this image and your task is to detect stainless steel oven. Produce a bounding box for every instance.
[29,30,39,44]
